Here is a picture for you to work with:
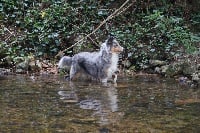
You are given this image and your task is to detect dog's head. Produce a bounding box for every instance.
[106,34,123,54]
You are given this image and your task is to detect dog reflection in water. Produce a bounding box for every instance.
[58,35,123,83]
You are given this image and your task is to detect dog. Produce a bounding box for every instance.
[58,35,123,83]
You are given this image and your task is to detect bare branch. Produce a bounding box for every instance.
[57,0,136,57]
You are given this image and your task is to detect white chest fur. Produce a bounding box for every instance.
[107,53,119,77]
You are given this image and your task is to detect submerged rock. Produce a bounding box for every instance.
[58,91,78,103]
[79,99,101,110]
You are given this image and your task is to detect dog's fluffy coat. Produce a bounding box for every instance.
[58,35,123,83]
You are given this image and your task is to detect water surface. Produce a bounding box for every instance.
[0,75,199,132]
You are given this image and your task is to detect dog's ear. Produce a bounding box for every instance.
[107,34,115,45]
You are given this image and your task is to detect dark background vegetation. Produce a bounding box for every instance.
[0,0,200,70]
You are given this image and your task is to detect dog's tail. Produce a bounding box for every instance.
[58,56,72,69]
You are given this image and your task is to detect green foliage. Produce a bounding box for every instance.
[1,0,105,64]
[0,0,199,69]
[112,10,199,69]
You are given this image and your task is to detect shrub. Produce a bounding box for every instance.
[0,0,199,70]
[111,10,199,69]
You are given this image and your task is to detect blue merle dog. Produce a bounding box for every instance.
[58,35,123,83]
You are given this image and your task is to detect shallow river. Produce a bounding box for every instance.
[0,74,199,133]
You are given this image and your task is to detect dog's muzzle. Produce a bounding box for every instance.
[118,46,124,53]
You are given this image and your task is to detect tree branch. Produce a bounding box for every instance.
[57,0,136,57]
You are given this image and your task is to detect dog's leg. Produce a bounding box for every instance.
[112,69,119,83]
[100,68,109,83]
[101,78,108,83]
[69,64,78,81]
[112,74,117,83]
